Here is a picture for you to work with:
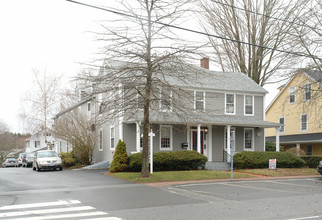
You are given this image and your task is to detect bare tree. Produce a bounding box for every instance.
[77,0,205,177]
[53,108,97,165]
[20,68,62,148]
[0,120,16,162]
[199,0,309,86]
[293,0,321,72]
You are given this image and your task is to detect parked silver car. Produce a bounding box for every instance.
[2,158,18,168]
[33,150,63,171]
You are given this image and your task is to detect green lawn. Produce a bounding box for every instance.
[236,168,319,177]
[107,168,320,183]
[107,170,253,183]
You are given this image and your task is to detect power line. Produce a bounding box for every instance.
[210,0,322,32]
[66,0,322,61]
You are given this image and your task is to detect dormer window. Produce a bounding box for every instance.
[289,87,296,104]
[194,91,205,111]
[304,84,312,101]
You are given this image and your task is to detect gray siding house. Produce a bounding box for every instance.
[55,58,279,165]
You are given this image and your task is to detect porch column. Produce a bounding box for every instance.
[276,127,280,152]
[187,125,190,150]
[227,125,231,162]
[208,126,212,162]
[197,124,201,153]
[296,143,300,156]
[136,122,140,152]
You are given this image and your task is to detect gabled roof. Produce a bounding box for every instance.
[265,69,322,112]
[54,96,92,120]
[105,59,267,95]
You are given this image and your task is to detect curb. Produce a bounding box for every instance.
[144,175,321,187]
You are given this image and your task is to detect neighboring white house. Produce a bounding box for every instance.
[25,130,55,153]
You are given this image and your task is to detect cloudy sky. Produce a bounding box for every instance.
[0,0,108,132]
[0,0,279,133]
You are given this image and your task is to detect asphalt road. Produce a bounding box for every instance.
[0,167,322,220]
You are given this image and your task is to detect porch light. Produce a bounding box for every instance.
[204,128,208,134]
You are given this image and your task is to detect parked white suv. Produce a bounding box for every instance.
[33,150,63,171]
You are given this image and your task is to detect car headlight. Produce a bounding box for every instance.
[320,161,322,166]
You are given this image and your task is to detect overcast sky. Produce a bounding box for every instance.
[0,0,279,133]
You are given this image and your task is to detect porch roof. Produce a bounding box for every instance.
[266,133,322,144]
[124,111,280,128]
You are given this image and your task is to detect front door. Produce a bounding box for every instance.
[192,131,206,155]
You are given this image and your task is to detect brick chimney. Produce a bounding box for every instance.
[200,57,209,69]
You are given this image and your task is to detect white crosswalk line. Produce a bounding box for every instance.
[0,200,81,210]
[0,199,123,220]
[84,217,123,220]
[0,205,95,217]
[9,211,108,220]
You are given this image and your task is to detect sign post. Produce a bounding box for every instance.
[149,129,155,174]
[269,159,277,170]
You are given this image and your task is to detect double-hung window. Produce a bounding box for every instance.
[244,95,254,115]
[244,128,254,151]
[160,125,172,150]
[289,87,296,104]
[304,84,312,101]
[300,114,308,132]
[110,126,115,149]
[225,94,235,114]
[195,91,205,111]
[99,129,103,151]
[160,89,172,111]
[279,117,285,133]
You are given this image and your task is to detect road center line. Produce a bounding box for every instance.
[9,211,108,220]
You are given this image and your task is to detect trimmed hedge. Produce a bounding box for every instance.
[300,156,322,168]
[233,151,305,169]
[128,151,208,172]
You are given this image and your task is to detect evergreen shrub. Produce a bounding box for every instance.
[59,152,77,168]
[109,140,129,172]
[128,151,208,172]
[300,156,322,168]
[233,151,305,169]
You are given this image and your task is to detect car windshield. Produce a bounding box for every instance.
[7,158,16,162]
[26,153,35,158]
[37,151,59,158]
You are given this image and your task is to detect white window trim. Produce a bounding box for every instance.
[300,114,308,132]
[99,129,103,151]
[159,125,173,151]
[279,117,285,134]
[244,95,254,116]
[304,83,312,102]
[110,126,115,150]
[160,90,172,112]
[194,91,206,111]
[224,127,236,151]
[289,86,296,104]
[225,93,236,115]
[244,128,254,151]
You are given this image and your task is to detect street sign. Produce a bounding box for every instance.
[269,159,277,170]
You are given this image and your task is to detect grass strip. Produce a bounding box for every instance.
[107,170,253,183]
[235,168,319,177]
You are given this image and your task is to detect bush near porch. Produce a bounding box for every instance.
[128,151,208,172]
[233,151,305,169]
[300,156,322,168]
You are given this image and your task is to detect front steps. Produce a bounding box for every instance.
[205,162,231,171]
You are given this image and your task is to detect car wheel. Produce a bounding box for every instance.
[36,163,41,172]
[59,167,63,171]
